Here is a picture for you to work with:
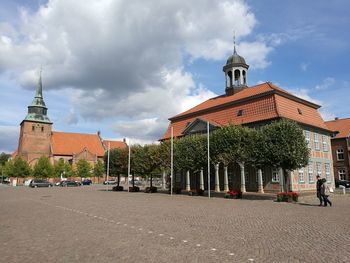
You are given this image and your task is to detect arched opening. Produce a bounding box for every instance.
[234,70,240,86]
[227,71,233,88]
[242,70,247,85]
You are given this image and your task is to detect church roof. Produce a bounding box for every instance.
[325,118,350,139]
[103,140,128,150]
[161,82,330,140]
[51,132,105,157]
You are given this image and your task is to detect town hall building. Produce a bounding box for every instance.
[162,44,335,193]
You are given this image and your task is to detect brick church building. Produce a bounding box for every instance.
[14,74,126,166]
[162,44,335,193]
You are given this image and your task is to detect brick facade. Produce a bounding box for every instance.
[17,121,52,165]
[330,138,350,181]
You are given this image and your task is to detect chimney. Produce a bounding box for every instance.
[335,117,339,121]
[123,138,126,143]
[97,130,101,137]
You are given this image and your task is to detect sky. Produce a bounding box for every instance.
[0,0,349,153]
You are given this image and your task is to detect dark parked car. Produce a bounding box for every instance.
[60,180,80,187]
[29,179,53,188]
[81,179,92,185]
[335,179,350,188]
[0,177,10,184]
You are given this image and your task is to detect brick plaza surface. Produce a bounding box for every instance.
[0,185,349,263]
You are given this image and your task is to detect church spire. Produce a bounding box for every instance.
[35,68,43,99]
[23,70,52,124]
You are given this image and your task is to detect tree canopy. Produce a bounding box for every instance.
[262,120,309,171]
[93,159,105,178]
[174,134,207,172]
[32,156,53,178]
[75,159,92,179]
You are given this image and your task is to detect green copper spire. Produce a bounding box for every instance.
[24,70,52,124]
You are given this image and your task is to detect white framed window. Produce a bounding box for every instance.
[255,169,264,183]
[304,130,311,148]
[314,133,320,150]
[308,162,314,183]
[322,135,328,152]
[272,168,280,183]
[338,169,346,180]
[316,162,322,177]
[337,149,344,160]
[325,163,331,182]
[298,168,305,183]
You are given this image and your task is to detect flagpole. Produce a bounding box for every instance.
[207,121,210,198]
[106,142,110,191]
[170,126,174,196]
[128,139,131,192]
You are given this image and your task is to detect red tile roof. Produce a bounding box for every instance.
[162,82,330,140]
[51,132,105,157]
[103,140,127,150]
[325,118,350,139]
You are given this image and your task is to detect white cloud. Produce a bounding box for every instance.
[0,0,280,146]
[287,88,322,105]
[315,77,335,91]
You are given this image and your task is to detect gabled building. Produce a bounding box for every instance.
[325,118,350,182]
[15,73,126,166]
[162,44,335,193]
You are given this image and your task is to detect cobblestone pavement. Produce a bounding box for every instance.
[0,185,349,263]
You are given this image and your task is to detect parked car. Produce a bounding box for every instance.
[128,179,141,186]
[29,179,53,188]
[81,178,92,185]
[103,180,117,185]
[335,179,350,188]
[0,177,10,184]
[60,180,80,187]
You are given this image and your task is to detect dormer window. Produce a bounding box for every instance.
[237,109,244,116]
[297,108,302,115]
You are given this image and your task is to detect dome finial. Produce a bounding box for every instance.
[233,31,237,54]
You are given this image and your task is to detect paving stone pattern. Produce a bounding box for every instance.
[0,185,349,263]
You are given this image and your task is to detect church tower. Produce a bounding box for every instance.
[223,38,249,96]
[17,72,52,165]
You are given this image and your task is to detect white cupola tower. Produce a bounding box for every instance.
[223,37,249,96]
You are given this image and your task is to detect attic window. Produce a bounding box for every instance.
[237,109,244,116]
[297,108,303,115]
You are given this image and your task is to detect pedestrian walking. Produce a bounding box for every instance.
[316,175,323,206]
[320,178,332,207]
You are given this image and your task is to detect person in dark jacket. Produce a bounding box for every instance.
[316,175,323,206]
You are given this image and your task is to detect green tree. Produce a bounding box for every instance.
[32,156,53,179]
[2,159,15,178]
[0,152,11,166]
[76,159,91,179]
[14,157,32,179]
[53,158,73,179]
[133,144,162,188]
[93,159,105,183]
[210,125,253,166]
[104,147,128,186]
[262,120,309,191]
[174,135,207,173]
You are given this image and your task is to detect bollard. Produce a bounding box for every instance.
[339,185,346,195]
